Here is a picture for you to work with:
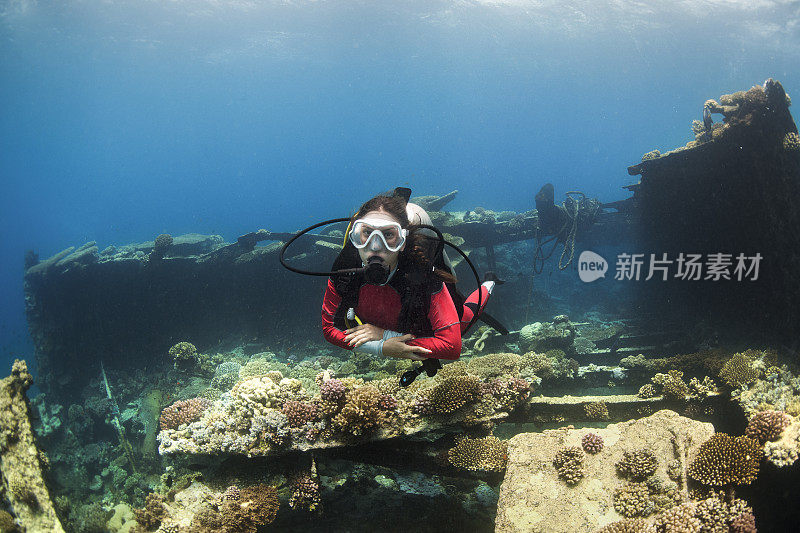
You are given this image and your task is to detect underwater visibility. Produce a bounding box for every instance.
[2,1,800,532]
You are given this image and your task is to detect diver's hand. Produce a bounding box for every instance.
[381,334,431,360]
[344,323,384,348]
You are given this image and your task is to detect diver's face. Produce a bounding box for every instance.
[356,209,405,270]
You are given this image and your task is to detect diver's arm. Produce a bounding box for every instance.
[321,279,352,350]
[406,283,462,360]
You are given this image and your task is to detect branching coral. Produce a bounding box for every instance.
[281,400,320,428]
[688,433,761,487]
[653,502,701,532]
[168,341,198,370]
[220,484,279,532]
[159,398,211,430]
[719,352,761,389]
[637,384,658,399]
[447,436,508,472]
[651,371,689,400]
[289,473,321,512]
[428,375,481,414]
[582,432,604,454]
[466,353,521,379]
[613,482,653,518]
[745,410,791,443]
[616,450,658,481]
[133,492,166,530]
[553,446,585,485]
[331,385,385,437]
[584,401,610,420]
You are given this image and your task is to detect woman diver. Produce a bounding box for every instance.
[320,190,501,363]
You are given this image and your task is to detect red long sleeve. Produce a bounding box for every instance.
[321,279,351,350]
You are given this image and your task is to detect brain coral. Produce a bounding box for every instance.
[616,450,658,481]
[688,433,761,486]
[428,375,481,413]
[553,446,585,485]
[719,352,761,388]
[745,410,791,443]
[447,436,508,472]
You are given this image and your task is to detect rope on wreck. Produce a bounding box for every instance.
[101,361,138,474]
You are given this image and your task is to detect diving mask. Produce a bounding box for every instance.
[348,217,408,253]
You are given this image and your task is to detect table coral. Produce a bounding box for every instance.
[447,436,508,472]
[688,433,761,486]
[466,353,521,379]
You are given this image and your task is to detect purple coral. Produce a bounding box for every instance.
[582,432,604,454]
[159,398,211,430]
[745,410,791,443]
[480,378,505,396]
[411,395,433,415]
[281,401,320,428]
[320,378,346,403]
[507,377,531,397]
[378,394,398,411]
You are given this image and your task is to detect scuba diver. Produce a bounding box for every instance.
[280,187,506,385]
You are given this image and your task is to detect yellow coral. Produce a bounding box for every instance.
[447,436,508,472]
[428,375,481,414]
[331,386,384,436]
[719,352,761,388]
[466,353,521,380]
[688,433,761,486]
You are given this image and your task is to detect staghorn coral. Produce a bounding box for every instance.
[281,400,320,428]
[584,401,610,420]
[719,351,761,389]
[745,410,791,443]
[582,432,604,454]
[616,449,658,481]
[688,433,761,487]
[613,482,653,518]
[553,446,585,485]
[220,484,279,533]
[447,436,508,472]
[289,473,321,512]
[331,385,385,436]
[428,375,481,414]
[159,398,211,431]
[651,371,689,400]
[466,353,521,380]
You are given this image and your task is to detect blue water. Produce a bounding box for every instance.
[2,0,799,372]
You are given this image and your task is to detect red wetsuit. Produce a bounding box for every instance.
[321,278,490,360]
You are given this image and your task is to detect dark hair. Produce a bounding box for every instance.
[354,191,456,334]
